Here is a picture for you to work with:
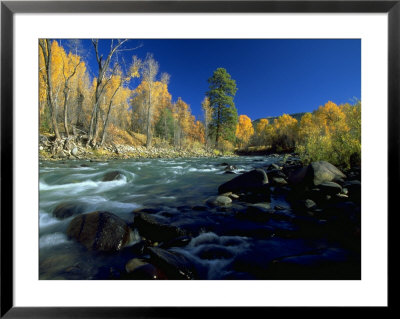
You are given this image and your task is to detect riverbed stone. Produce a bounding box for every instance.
[71,147,79,156]
[207,195,232,207]
[102,170,123,181]
[134,212,187,243]
[318,181,342,195]
[125,258,148,273]
[66,211,131,252]
[289,161,346,187]
[272,177,288,186]
[218,168,269,194]
[148,247,197,279]
[52,202,86,219]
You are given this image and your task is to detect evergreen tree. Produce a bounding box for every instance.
[155,107,175,143]
[206,68,238,146]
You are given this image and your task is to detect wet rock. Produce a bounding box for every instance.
[206,195,232,207]
[303,199,317,210]
[161,236,192,248]
[270,163,281,170]
[266,169,287,179]
[123,263,165,280]
[235,203,273,223]
[125,258,148,273]
[218,169,269,195]
[66,211,130,252]
[218,162,230,166]
[319,181,342,195]
[343,180,361,203]
[224,165,237,172]
[52,202,86,219]
[133,207,159,214]
[129,240,147,255]
[272,177,288,186]
[102,170,123,181]
[289,161,346,187]
[148,247,197,279]
[134,212,187,243]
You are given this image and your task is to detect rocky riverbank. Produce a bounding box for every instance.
[40,153,361,280]
[39,134,220,161]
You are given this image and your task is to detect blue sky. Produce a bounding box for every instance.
[58,39,361,121]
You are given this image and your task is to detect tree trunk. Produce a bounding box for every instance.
[63,87,70,137]
[39,39,60,140]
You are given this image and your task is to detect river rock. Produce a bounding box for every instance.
[272,177,288,186]
[343,180,361,203]
[161,236,192,249]
[102,171,123,181]
[125,258,148,273]
[318,181,342,195]
[270,163,281,170]
[235,202,273,222]
[148,247,197,279]
[66,211,130,252]
[52,202,86,219]
[134,212,187,243]
[71,147,79,156]
[288,161,346,187]
[218,169,269,194]
[206,195,232,207]
[124,262,165,280]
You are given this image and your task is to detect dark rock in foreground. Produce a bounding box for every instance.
[218,169,269,194]
[148,247,197,279]
[134,212,187,243]
[67,211,131,252]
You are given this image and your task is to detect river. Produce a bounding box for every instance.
[39,155,360,280]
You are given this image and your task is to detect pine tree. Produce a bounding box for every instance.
[206,68,238,147]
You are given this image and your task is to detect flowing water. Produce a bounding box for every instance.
[39,155,357,280]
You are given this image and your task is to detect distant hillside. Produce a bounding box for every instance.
[253,112,306,127]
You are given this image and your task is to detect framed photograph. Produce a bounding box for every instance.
[1,0,394,317]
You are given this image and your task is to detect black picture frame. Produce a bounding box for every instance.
[1,0,395,317]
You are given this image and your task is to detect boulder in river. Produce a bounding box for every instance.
[318,181,342,195]
[148,247,197,279]
[52,202,86,219]
[134,212,187,243]
[66,211,130,252]
[218,169,269,194]
[102,170,123,182]
[288,161,346,187]
[206,195,232,207]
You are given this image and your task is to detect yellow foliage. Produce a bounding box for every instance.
[236,114,254,148]
[296,101,361,168]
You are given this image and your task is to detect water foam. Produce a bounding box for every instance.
[39,233,68,248]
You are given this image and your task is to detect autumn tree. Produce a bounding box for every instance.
[251,118,269,146]
[39,39,61,139]
[236,114,254,148]
[271,114,298,151]
[61,51,82,137]
[87,39,129,147]
[206,68,238,148]
[296,101,361,168]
